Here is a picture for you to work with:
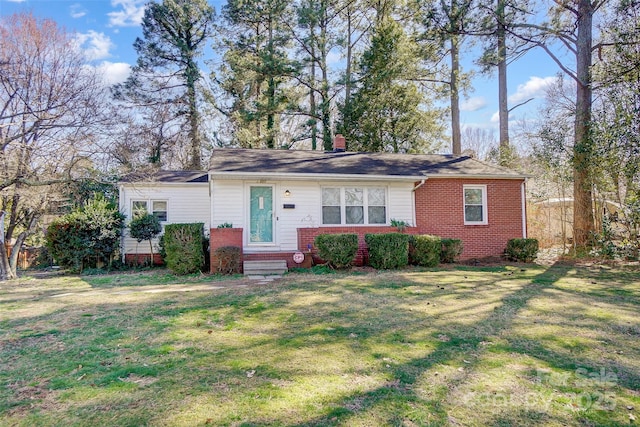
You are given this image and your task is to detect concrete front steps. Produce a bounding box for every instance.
[243,260,288,276]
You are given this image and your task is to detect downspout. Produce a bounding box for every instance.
[412,179,426,192]
[521,179,528,238]
[411,179,427,229]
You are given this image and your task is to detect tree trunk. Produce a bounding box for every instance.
[320,4,333,152]
[266,17,276,149]
[573,0,595,248]
[187,81,201,169]
[496,0,509,163]
[345,7,353,112]
[310,48,317,151]
[0,242,14,280]
[450,36,462,155]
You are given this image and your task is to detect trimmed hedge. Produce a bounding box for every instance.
[505,238,539,262]
[163,223,205,274]
[314,233,358,268]
[441,239,463,263]
[213,245,241,274]
[365,233,410,269]
[409,235,441,267]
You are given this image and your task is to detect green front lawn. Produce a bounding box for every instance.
[1,264,639,426]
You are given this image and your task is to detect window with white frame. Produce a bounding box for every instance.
[131,200,168,222]
[322,187,387,225]
[463,185,487,225]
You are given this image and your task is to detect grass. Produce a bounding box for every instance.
[0,264,639,426]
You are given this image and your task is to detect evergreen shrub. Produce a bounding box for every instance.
[505,238,539,262]
[409,235,441,267]
[46,195,125,272]
[314,234,359,268]
[441,239,463,263]
[164,223,205,274]
[365,233,410,269]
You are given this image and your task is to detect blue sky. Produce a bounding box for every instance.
[1,0,563,136]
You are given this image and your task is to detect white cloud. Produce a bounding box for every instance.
[509,76,558,104]
[108,0,146,27]
[460,97,487,112]
[70,3,87,19]
[75,31,114,61]
[490,111,500,123]
[96,61,131,85]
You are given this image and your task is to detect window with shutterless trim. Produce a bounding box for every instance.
[131,199,168,222]
[463,185,487,225]
[321,187,387,225]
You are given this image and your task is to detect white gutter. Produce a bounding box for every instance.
[421,173,528,180]
[209,171,527,181]
[209,171,426,182]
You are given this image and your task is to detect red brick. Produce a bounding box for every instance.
[414,178,525,259]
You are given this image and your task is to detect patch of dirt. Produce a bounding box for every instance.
[6,380,62,416]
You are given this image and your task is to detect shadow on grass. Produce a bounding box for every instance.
[1,263,638,426]
[282,263,622,426]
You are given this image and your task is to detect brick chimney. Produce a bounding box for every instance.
[333,134,346,152]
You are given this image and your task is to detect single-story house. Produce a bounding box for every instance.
[119,136,528,271]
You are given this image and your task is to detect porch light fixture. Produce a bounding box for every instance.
[284,189,291,197]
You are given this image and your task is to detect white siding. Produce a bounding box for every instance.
[388,182,416,226]
[120,183,210,256]
[211,179,415,252]
[211,180,244,228]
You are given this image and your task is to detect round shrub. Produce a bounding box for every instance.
[314,234,359,268]
[365,233,410,269]
[409,235,441,267]
[46,195,125,272]
[505,238,539,262]
[441,239,463,263]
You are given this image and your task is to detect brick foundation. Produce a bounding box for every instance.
[125,253,163,266]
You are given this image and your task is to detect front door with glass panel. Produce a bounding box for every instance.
[249,186,274,243]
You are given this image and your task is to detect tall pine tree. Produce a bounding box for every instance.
[339,7,445,153]
[114,0,214,169]
[216,0,297,149]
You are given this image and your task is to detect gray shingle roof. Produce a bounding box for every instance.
[120,170,208,183]
[120,149,525,183]
[208,148,524,179]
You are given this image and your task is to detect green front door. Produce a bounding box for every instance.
[249,186,274,243]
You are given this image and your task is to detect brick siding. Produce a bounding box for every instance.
[210,228,243,273]
[414,178,525,259]
[125,253,163,266]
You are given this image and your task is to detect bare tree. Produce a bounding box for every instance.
[0,13,106,279]
[460,126,498,160]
